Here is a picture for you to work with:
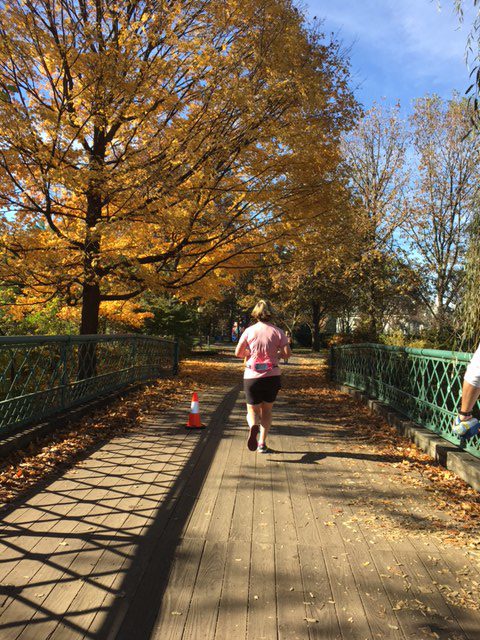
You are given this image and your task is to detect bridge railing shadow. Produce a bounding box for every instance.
[0,385,240,640]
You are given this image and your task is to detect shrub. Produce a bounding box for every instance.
[326,333,355,347]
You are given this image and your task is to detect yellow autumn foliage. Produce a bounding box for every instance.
[0,0,358,333]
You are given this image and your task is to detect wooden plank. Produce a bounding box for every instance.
[272,455,299,546]
[229,429,255,543]
[232,447,274,635]
[275,543,308,640]
[300,436,354,551]
[297,544,341,640]
[252,448,275,546]
[214,540,251,640]
[182,428,234,540]
[182,541,228,640]
[149,537,206,640]
[247,542,277,640]
[280,435,321,548]
[206,426,245,543]
[323,551,372,640]
[346,546,405,639]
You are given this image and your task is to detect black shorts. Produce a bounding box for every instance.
[244,375,281,405]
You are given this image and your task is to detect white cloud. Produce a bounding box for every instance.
[305,0,471,106]
[313,0,466,62]
[394,0,466,63]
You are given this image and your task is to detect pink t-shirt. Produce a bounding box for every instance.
[238,322,289,379]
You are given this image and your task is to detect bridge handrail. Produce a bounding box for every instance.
[330,342,480,458]
[332,342,472,361]
[0,334,179,441]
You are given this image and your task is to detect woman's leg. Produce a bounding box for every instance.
[258,401,274,445]
[246,403,261,451]
[246,403,261,428]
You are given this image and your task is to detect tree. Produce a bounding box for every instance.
[350,253,423,337]
[453,1,480,127]
[458,213,480,350]
[402,95,480,335]
[342,103,410,339]
[238,197,358,350]
[0,0,357,336]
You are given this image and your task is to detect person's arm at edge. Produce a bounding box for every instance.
[459,345,480,417]
[459,380,480,417]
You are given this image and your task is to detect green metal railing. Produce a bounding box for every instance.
[0,334,178,441]
[330,343,480,458]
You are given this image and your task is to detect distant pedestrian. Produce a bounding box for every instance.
[283,331,292,364]
[453,346,480,436]
[235,300,291,453]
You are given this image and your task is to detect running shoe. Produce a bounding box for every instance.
[257,443,269,454]
[247,424,260,451]
[453,415,480,437]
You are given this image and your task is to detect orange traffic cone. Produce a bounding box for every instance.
[186,391,205,429]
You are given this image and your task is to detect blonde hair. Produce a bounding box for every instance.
[251,299,274,322]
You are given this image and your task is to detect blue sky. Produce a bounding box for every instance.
[303,1,474,112]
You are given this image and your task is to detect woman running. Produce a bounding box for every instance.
[235,300,291,453]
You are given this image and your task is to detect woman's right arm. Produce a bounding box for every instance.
[235,331,248,358]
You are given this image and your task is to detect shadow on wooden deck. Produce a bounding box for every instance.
[96,384,241,640]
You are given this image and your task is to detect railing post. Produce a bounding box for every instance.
[130,337,138,383]
[367,345,374,398]
[60,337,69,410]
[173,339,179,375]
[328,346,335,382]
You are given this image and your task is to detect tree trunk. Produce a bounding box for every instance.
[367,280,378,341]
[79,126,106,336]
[368,313,377,341]
[434,285,445,325]
[432,285,449,345]
[80,282,101,335]
[312,301,321,352]
[78,128,105,377]
[78,283,101,380]
[78,205,102,378]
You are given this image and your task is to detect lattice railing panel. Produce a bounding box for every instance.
[330,344,479,458]
[0,335,178,440]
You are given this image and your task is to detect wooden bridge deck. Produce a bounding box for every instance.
[1,358,480,639]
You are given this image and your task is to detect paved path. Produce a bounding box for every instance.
[1,357,480,639]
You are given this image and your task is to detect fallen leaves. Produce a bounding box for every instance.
[392,599,438,615]
[282,353,480,547]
